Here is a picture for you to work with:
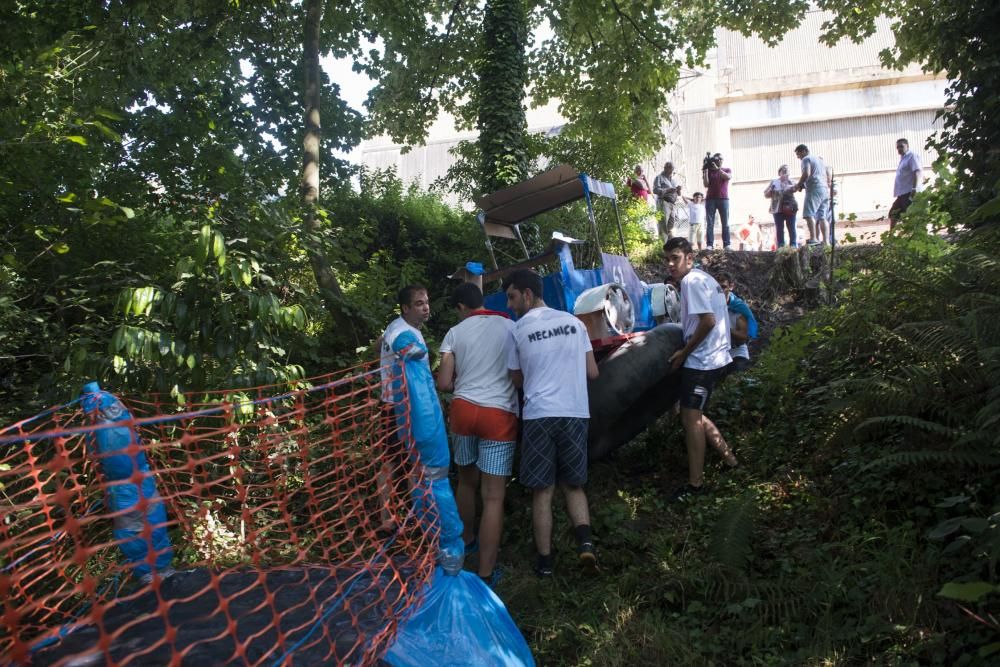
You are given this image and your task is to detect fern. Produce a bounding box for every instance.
[708,492,758,571]
[864,449,1000,471]
[854,415,960,438]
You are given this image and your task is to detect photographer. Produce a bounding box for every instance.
[701,153,732,249]
[653,162,681,242]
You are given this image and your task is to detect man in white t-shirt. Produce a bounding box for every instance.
[504,269,600,577]
[664,238,739,501]
[436,282,516,586]
[889,138,922,229]
[377,285,431,531]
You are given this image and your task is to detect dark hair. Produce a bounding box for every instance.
[663,237,693,255]
[795,144,808,153]
[896,138,909,146]
[692,191,704,199]
[451,282,484,309]
[716,271,734,286]
[501,268,543,300]
[397,284,427,308]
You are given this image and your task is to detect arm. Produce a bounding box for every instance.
[508,369,523,389]
[435,352,455,392]
[668,312,716,371]
[719,168,732,182]
[764,182,775,198]
[730,313,749,346]
[796,162,810,190]
[702,169,710,188]
[585,351,599,380]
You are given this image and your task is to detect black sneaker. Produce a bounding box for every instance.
[534,555,554,578]
[578,542,600,575]
[669,483,705,503]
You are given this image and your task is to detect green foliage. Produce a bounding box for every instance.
[477,0,529,194]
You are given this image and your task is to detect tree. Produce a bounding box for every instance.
[359,0,810,196]
[817,0,1000,202]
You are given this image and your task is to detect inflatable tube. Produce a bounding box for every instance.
[587,324,684,461]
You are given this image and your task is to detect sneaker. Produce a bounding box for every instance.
[578,542,600,575]
[534,555,554,578]
[464,538,479,555]
[806,239,821,246]
[669,483,705,503]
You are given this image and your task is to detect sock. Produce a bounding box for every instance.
[573,524,592,546]
[536,552,554,569]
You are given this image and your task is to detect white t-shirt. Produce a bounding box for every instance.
[679,268,732,371]
[380,316,426,400]
[894,150,922,197]
[440,313,517,413]
[507,307,593,420]
[688,201,706,226]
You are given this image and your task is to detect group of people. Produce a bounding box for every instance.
[628,138,924,249]
[380,245,760,585]
[382,274,599,586]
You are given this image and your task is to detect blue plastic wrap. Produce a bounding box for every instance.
[384,568,535,667]
[80,382,173,577]
[388,332,465,570]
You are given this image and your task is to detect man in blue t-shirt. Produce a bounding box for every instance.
[716,272,758,378]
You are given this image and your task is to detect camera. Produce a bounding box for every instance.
[702,152,720,171]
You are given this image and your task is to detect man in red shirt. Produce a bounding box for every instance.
[701,153,733,249]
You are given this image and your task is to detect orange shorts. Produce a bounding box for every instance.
[448,398,517,443]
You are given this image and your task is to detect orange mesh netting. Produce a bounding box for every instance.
[0,360,439,666]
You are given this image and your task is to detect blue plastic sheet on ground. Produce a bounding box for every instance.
[383,568,535,667]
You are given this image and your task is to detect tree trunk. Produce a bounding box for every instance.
[301,0,356,341]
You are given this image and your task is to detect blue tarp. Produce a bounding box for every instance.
[80,382,173,578]
[484,244,655,331]
[384,569,535,667]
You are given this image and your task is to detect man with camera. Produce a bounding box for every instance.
[701,153,732,249]
[653,161,681,242]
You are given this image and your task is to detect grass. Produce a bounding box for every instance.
[466,372,948,666]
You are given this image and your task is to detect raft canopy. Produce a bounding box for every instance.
[474,164,624,268]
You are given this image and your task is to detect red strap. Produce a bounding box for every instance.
[471,308,510,319]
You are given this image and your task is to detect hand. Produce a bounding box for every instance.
[669,349,686,371]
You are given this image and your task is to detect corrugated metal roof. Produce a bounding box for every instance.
[730,109,942,182]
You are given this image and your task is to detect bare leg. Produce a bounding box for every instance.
[680,407,707,487]
[703,416,737,466]
[804,216,817,242]
[561,485,591,527]
[477,472,507,577]
[456,464,479,545]
[532,486,556,556]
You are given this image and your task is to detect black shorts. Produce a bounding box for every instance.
[678,367,724,412]
[889,192,914,222]
[519,417,589,489]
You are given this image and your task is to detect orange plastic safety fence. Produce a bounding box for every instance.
[0,360,439,666]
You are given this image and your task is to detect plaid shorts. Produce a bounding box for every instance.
[452,435,515,477]
[520,417,589,489]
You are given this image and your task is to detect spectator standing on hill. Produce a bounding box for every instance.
[504,269,601,577]
[663,239,738,502]
[683,192,706,250]
[627,165,652,202]
[436,283,517,587]
[890,138,922,229]
[765,165,798,248]
[702,153,732,249]
[793,144,829,245]
[653,162,681,241]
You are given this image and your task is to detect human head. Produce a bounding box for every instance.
[634,165,643,175]
[450,282,483,319]
[896,138,909,155]
[663,161,674,175]
[692,192,704,202]
[398,284,430,327]
[778,164,789,177]
[794,144,809,159]
[663,237,695,282]
[502,269,543,317]
[717,271,734,299]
